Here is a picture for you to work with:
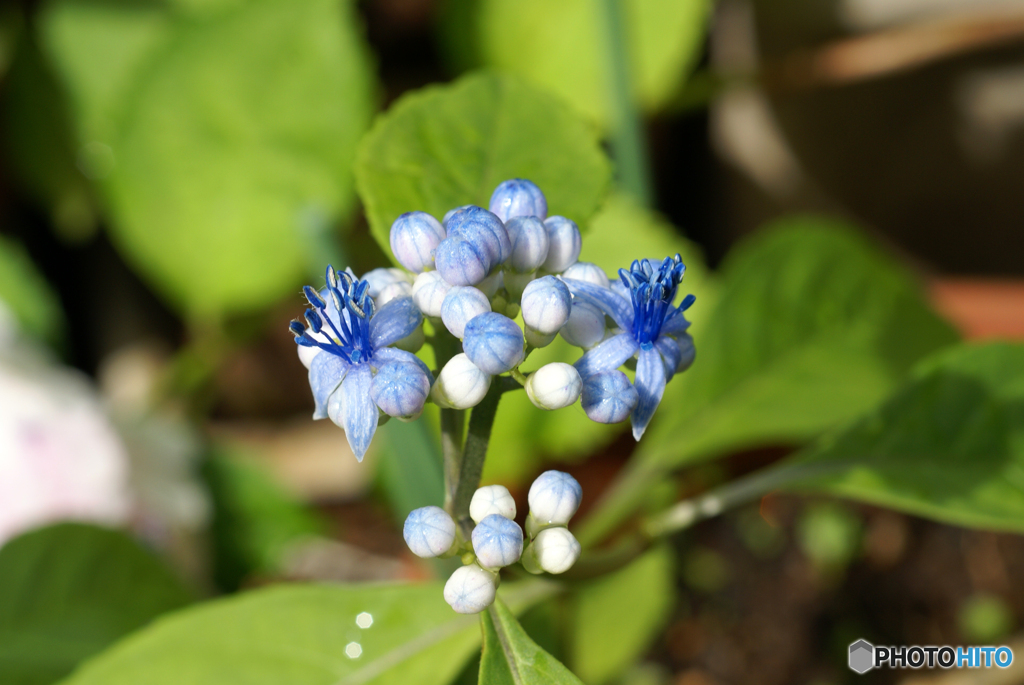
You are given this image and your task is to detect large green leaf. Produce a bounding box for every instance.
[39,0,376,316]
[354,71,611,258]
[477,0,711,127]
[570,546,675,685]
[579,216,959,544]
[784,343,1024,533]
[480,598,584,685]
[59,580,555,685]
[0,523,192,685]
[0,235,65,344]
[482,195,711,484]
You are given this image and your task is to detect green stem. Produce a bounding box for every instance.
[599,0,653,207]
[432,329,466,514]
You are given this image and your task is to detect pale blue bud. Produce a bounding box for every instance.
[560,300,606,349]
[435,236,491,286]
[443,205,473,227]
[462,312,525,375]
[504,216,549,273]
[446,206,511,264]
[444,564,497,614]
[580,369,638,424]
[472,514,524,569]
[370,360,431,418]
[390,212,445,273]
[521,276,571,335]
[542,216,582,272]
[441,286,491,339]
[528,470,582,526]
[362,267,414,298]
[561,262,609,288]
[412,271,451,318]
[376,281,412,307]
[489,179,547,222]
[525,362,582,410]
[432,353,491,409]
[403,506,456,558]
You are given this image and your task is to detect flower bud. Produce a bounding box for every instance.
[470,484,517,523]
[446,206,511,264]
[472,514,524,569]
[376,281,412,307]
[403,506,456,558]
[525,363,582,410]
[503,271,535,302]
[580,369,638,424]
[443,205,473,227]
[477,269,504,298]
[391,323,425,353]
[462,312,525,375]
[489,179,547,222]
[521,527,581,575]
[504,216,549,273]
[524,326,556,349]
[561,262,609,288]
[370,360,431,419]
[520,276,571,335]
[412,271,452,318]
[432,353,491,409]
[362,267,414,298]
[390,211,446,273]
[560,300,605,349]
[528,470,582,527]
[435,237,491,286]
[440,286,491,339]
[443,564,497,614]
[542,216,581,273]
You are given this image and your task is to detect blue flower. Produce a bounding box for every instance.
[563,255,695,440]
[290,266,432,461]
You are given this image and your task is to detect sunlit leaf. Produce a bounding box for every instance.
[480,598,584,685]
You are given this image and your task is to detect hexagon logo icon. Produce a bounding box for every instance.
[849,639,874,674]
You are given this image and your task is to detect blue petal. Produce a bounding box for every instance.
[631,345,667,441]
[660,310,691,336]
[562,278,633,331]
[654,336,682,381]
[373,346,434,384]
[573,332,638,379]
[328,363,378,462]
[308,352,349,420]
[369,296,423,350]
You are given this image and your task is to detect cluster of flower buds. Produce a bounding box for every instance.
[402,471,582,613]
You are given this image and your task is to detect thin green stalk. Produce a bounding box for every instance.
[599,0,653,207]
[432,329,466,514]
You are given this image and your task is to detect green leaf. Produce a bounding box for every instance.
[785,342,1024,533]
[0,235,65,344]
[377,418,445,524]
[570,545,675,685]
[59,580,555,685]
[477,0,711,127]
[0,523,192,685]
[483,195,711,484]
[354,71,611,259]
[39,0,376,315]
[480,598,584,685]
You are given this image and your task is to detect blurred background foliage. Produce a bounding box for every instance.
[1,0,1024,684]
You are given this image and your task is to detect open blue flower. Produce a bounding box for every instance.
[563,255,695,440]
[290,266,432,461]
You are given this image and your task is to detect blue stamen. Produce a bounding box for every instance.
[291,264,377,364]
[621,254,691,344]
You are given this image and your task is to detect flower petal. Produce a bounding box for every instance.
[562,278,633,331]
[573,332,638,379]
[373,346,434,384]
[327,363,377,461]
[308,352,348,420]
[654,336,682,381]
[631,345,667,441]
[369,296,423,350]
[659,310,691,337]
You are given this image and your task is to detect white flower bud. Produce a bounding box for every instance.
[362,267,413,298]
[503,271,535,301]
[403,506,456,558]
[477,270,504,298]
[522,527,581,575]
[520,276,571,335]
[561,261,609,288]
[390,211,445,273]
[524,326,557,349]
[412,271,452,318]
[444,564,497,614]
[431,353,491,409]
[528,470,582,527]
[542,216,581,273]
[440,286,491,339]
[560,300,606,349]
[376,281,412,307]
[505,216,550,273]
[525,363,582,410]
[470,484,517,523]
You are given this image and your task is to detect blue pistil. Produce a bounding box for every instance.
[291,265,376,364]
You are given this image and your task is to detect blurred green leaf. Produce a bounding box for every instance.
[786,342,1024,533]
[0,235,65,344]
[0,523,192,685]
[571,545,675,685]
[354,71,611,259]
[959,594,1014,643]
[483,195,711,484]
[796,503,862,570]
[203,448,325,590]
[59,580,554,685]
[377,419,445,524]
[480,598,584,685]
[39,0,376,316]
[477,0,711,127]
